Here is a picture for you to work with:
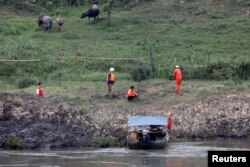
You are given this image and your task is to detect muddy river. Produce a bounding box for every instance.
[0,139,249,167]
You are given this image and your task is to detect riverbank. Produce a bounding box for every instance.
[0,80,250,149]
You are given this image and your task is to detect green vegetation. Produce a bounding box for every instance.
[93,136,118,148]
[0,0,249,83]
[17,77,36,88]
[3,136,24,150]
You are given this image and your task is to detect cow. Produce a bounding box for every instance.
[80,4,100,20]
[37,13,52,32]
[42,16,52,31]
[56,17,64,31]
[37,13,47,28]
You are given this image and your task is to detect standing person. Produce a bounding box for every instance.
[106,67,115,98]
[125,86,138,101]
[167,114,173,130]
[36,82,44,97]
[172,65,183,95]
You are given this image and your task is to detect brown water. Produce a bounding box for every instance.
[0,139,249,167]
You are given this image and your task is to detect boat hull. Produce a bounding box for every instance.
[127,138,167,149]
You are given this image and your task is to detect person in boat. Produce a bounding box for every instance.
[149,125,159,132]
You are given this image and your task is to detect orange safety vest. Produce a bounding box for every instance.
[107,72,115,81]
[127,89,138,96]
[173,68,182,80]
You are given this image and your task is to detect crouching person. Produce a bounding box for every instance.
[126,86,138,101]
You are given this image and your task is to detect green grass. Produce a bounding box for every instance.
[2,78,250,108]
[0,0,249,80]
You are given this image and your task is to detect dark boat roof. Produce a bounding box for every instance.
[128,116,167,127]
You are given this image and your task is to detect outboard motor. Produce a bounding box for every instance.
[142,130,150,149]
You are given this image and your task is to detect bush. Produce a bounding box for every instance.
[130,66,151,81]
[93,136,117,148]
[181,60,250,81]
[0,63,16,76]
[237,61,250,80]
[17,78,36,89]
[3,136,24,150]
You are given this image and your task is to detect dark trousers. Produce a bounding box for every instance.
[127,95,137,101]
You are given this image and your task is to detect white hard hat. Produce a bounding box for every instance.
[110,67,115,72]
[175,65,179,68]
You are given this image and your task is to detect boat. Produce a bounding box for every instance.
[127,116,170,149]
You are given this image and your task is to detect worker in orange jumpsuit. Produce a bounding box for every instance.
[172,65,183,95]
[125,86,138,101]
[167,114,173,129]
[106,67,116,98]
[36,82,44,97]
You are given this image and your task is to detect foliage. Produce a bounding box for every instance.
[3,136,24,150]
[17,78,36,89]
[0,63,16,76]
[93,136,117,147]
[182,60,250,81]
[130,66,151,81]
[236,61,250,80]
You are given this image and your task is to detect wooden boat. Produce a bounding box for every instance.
[127,116,169,149]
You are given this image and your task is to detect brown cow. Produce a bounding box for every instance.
[56,17,64,31]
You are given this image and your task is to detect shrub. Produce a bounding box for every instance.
[130,66,151,81]
[3,136,24,150]
[0,63,16,76]
[93,136,117,148]
[237,61,250,80]
[17,78,36,89]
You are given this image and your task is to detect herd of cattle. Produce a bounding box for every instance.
[37,4,100,32]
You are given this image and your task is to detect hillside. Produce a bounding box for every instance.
[0,0,249,81]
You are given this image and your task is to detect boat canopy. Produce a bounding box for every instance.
[128,116,167,127]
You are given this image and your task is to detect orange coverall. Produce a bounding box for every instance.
[172,68,182,95]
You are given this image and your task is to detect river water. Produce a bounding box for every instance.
[0,139,249,167]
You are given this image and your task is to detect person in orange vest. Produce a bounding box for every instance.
[125,86,138,101]
[36,82,44,97]
[172,65,183,95]
[107,67,115,98]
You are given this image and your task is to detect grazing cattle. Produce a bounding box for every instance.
[80,4,100,20]
[56,17,64,31]
[42,16,52,31]
[37,13,52,32]
[37,13,47,28]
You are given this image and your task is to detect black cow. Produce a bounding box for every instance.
[37,13,47,28]
[80,4,100,20]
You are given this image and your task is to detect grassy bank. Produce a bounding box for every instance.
[2,78,250,109]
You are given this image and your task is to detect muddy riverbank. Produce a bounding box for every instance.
[0,92,249,148]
